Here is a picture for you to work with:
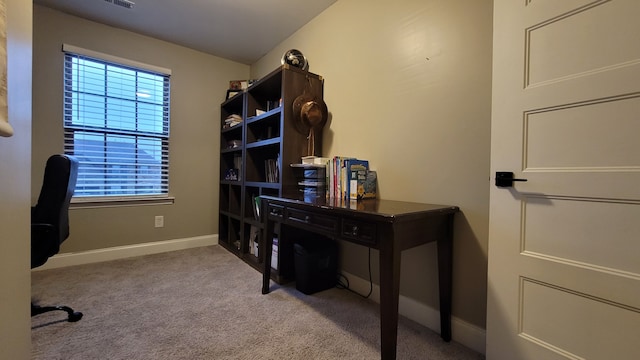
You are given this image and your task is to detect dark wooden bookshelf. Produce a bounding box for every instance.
[218,65,324,282]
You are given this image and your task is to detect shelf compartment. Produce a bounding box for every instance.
[221,92,244,115]
[244,185,262,221]
[246,106,281,124]
[221,95,245,134]
[219,184,230,212]
[245,143,280,183]
[220,151,243,182]
[218,214,230,245]
[246,68,283,118]
[219,183,242,215]
[221,122,243,151]
[246,110,281,144]
[218,214,242,253]
[243,221,262,259]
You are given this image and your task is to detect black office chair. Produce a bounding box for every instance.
[31,154,83,322]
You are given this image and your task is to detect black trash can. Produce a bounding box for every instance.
[294,238,338,295]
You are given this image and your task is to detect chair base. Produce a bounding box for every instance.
[31,303,83,322]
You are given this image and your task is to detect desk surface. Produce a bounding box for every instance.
[260,195,459,221]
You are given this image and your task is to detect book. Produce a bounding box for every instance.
[334,156,355,199]
[346,159,369,200]
[249,225,259,256]
[252,195,261,221]
[264,155,280,183]
[328,157,335,198]
[334,156,341,199]
[271,236,279,270]
[357,170,377,199]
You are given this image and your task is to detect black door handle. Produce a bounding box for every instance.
[495,172,528,187]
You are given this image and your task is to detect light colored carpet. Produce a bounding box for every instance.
[31,245,484,359]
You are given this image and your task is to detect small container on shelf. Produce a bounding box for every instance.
[227,139,242,148]
[291,162,326,199]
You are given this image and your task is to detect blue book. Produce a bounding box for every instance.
[346,159,369,200]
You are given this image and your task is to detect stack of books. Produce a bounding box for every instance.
[264,154,280,183]
[327,156,377,200]
[223,114,242,129]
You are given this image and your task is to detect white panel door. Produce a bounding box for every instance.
[487,1,640,359]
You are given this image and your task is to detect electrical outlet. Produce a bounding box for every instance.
[154,215,164,228]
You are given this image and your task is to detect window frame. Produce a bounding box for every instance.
[61,44,173,206]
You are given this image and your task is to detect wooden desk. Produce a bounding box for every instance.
[260,195,459,360]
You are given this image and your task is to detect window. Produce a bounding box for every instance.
[62,45,171,200]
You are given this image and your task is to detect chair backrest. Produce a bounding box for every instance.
[31,154,79,268]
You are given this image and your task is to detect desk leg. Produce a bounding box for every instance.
[261,216,275,295]
[379,226,401,360]
[436,215,454,342]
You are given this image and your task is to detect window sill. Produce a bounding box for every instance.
[70,196,175,209]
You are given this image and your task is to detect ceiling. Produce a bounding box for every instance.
[33,0,337,64]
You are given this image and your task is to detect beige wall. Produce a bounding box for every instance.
[252,0,493,328]
[32,5,249,252]
[0,0,32,357]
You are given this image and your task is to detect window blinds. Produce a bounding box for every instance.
[62,46,171,198]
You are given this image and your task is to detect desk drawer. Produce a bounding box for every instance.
[341,219,376,245]
[267,204,284,220]
[286,208,338,234]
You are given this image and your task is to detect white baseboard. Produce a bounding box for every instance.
[341,271,486,355]
[33,234,218,271]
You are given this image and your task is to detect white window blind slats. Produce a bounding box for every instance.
[63,50,170,197]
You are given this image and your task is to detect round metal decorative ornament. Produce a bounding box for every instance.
[281,49,309,71]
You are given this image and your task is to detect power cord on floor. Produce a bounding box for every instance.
[336,247,373,299]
